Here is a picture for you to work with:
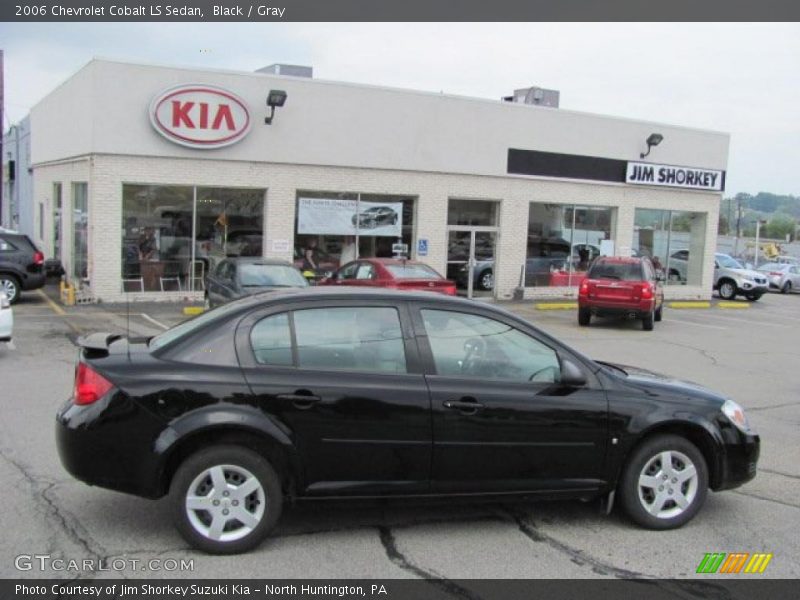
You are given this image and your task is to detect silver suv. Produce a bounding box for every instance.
[714,253,768,301]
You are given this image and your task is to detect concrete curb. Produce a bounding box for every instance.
[534,303,578,310]
[183,306,205,316]
[717,302,751,309]
[668,301,712,309]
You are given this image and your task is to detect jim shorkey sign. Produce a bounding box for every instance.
[626,161,724,192]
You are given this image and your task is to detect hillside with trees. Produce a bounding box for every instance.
[719,192,800,240]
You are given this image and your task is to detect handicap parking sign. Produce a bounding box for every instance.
[417,238,428,256]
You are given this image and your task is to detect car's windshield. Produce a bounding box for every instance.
[239,264,308,287]
[150,302,243,350]
[587,261,643,281]
[716,255,743,269]
[385,264,441,279]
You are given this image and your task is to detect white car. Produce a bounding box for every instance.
[757,262,800,293]
[0,291,13,343]
[714,253,769,301]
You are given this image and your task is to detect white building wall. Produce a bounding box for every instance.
[34,153,719,303]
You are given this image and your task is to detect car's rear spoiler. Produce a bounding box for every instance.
[78,332,123,357]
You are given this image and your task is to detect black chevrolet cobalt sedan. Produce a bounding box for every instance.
[57,289,759,554]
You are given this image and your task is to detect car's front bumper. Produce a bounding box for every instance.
[713,427,760,491]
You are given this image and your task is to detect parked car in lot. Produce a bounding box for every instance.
[0,228,46,304]
[56,288,759,554]
[0,291,13,343]
[714,253,769,301]
[757,262,800,294]
[321,258,457,295]
[205,258,308,308]
[578,256,664,330]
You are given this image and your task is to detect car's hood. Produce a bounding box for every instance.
[725,267,765,280]
[597,361,727,405]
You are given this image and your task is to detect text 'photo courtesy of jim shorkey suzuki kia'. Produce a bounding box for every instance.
[56,288,759,554]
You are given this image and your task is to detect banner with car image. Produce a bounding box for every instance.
[297,198,402,236]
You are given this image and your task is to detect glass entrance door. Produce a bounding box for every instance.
[447,229,496,299]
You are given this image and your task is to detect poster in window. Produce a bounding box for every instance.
[297,198,402,236]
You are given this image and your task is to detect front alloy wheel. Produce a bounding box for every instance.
[619,434,708,529]
[718,280,737,300]
[478,270,494,291]
[170,445,282,554]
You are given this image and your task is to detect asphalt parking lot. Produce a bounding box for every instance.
[0,287,798,585]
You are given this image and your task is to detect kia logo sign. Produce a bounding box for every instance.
[149,84,251,149]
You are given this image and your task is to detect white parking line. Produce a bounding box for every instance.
[699,312,783,328]
[140,313,169,330]
[665,317,727,330]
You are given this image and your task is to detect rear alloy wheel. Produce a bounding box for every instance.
[718,280,737,300]
[642,309,654,331]
[0,275,21,304]
[578,307,591,326]
[781,281,792,294]
[170,445,282,554]
[619,435,708,529]
[478,270,494,291]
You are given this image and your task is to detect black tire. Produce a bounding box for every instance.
[654,304,663,322]
[578,307,591,326]
[618,434,708,530]
[642,309,654,331]
[745,293,762,302]
[477,269,494,291]
[169,445,283,554]
[717,279,737,300]
[781,282,791,294]
[0,274,21,304]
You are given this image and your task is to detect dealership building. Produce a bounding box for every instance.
[26,58,728,302]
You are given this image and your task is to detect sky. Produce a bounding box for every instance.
[1,22,799,197]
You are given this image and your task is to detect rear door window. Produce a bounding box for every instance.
[293,307,406,373]
[250,313,293,366]
[0,237,17,253]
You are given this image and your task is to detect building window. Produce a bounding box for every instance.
[633,209,706,286]
[525,203,616,287]
[53,183,62,261]
[447,199,498,227]
[294,191,415,278]
[121,184,265,293]
[72,183,89,283]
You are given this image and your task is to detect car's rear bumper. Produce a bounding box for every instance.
[579,298,656,317]
[55,395,165,499]
[21,271,46,291]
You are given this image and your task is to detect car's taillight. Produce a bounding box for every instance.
[641,283,654,299]
[578,281,590,296]
[770,271,782,277]
[444,285,457,295]
[33,251,45,265]
[73,363,114,406]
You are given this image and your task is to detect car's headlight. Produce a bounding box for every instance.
[722,399,753,433]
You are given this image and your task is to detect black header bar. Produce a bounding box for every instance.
[3,0,800,22]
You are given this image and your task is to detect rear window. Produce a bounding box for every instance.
[385,264,441,279]
[239,264,308,287]
[588,260,644,281]
[0,237,17,252]
[150,302,243,350]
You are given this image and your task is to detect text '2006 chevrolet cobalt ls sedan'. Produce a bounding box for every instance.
[56,288,759,554]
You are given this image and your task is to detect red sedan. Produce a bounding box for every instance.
[320,258,457,295]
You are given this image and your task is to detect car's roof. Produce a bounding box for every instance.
[223,257,296,266]
[361,258,432,266]
[593,256,643,264]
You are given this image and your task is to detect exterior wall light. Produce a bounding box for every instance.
[640,133,664,159]
[265,90,287,124]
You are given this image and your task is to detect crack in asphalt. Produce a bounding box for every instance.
[731,490,800,510]
[658,340,719,366]
[0,448,108,580]
[501,508,735,600]
[748,401,799,412]
[758,468,800,480]
[377,526,486,600]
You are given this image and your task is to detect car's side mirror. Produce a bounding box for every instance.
[560,357,587,387]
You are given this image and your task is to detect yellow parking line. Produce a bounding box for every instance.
[668,301,711,309]
[717,302,750,309]
[535,302,578,310]
[36,289,66,316]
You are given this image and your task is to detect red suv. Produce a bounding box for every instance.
[578,256,664,330]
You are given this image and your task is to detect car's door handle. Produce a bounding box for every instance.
[277,393,322,409]
[443,399,484,412]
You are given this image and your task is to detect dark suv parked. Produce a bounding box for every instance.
[56,288,759,554]
[0,229,46,303]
